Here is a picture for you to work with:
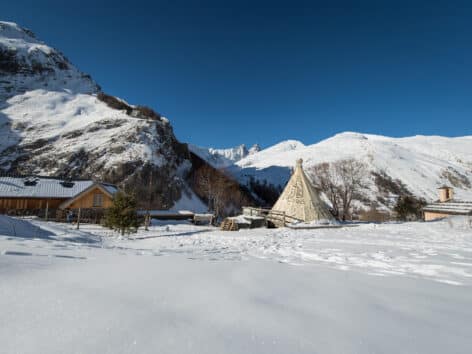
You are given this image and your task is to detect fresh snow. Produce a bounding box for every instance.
[1,215,472,353]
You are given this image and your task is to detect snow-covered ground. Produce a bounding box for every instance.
[1,216,472,353]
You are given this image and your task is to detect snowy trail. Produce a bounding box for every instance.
[1,217,472,353]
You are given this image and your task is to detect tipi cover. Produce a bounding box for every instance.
[272,159,335,223]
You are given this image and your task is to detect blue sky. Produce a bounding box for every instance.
[3,0,472,148]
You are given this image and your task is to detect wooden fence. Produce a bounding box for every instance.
[0,208,105,224]
[242,207,303,227]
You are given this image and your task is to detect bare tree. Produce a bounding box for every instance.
[310,162,341,218]
[309,159,367,221]
[194,164,215,212]
[192,164,251,220]
[193,164,228,218]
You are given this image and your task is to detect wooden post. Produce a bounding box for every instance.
[283,211,286,226]
[76,207,81,230]
[144,212,150,231]
[45,200,49,221]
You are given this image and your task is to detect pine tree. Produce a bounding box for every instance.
[104,191,139,235]
[393,196,426,221]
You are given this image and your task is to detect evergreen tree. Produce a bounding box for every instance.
[104,191,139,235]
[394,196,426,221]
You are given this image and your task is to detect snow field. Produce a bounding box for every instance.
[1,216,472,353]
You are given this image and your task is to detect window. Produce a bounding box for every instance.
[93,193,103,207]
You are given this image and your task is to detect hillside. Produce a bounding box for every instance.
[0,21,251,212]
[211,133,472,211]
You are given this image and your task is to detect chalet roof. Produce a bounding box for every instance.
[423,200,472,215]
[0,176,117,199]
[100,183,119,195]
[59,182,118,209]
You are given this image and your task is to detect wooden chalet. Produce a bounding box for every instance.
[0,176,118,215]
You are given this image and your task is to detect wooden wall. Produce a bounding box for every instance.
[67,187,113,209]
[424,211,450,221]
[0,198,65,210]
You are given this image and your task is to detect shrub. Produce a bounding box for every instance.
[97,92,132,114]
[104,191,139,235]
[134,105,162,120]
[97,93,162,121]
[393,196,426,221]
[372,171,410,196]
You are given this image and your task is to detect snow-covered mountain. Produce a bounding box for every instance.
[202,133,472,210]
[0,21,98,99]
[3,21,471,214]
[189,143,260,168]
[0,21,252,211]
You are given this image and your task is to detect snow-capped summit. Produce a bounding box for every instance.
[248,144,261,154]
[234,139,305,168]
[189,143,261,168]
[0,21,98,98]
[209,144,249,162]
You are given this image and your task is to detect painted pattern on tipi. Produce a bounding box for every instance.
[271,159,334,223]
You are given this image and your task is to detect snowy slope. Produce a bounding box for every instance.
[0,21,173,172]
[227,132,472,208]
[0,21,199,209]
[189,143,260,168]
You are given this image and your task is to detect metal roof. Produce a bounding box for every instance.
[423,201,472,215]
[100,183,119,195]
[0,176,116,199]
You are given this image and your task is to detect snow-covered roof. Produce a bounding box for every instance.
[423,201,472,215]
[0,176,116,199]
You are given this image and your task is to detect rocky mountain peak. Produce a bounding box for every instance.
[0,21,254,213]
[248,144,261,154]
[0,21,98,99]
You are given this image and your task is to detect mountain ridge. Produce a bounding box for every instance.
[188,143,261,168]
[196,133,472,212]
[0,21,253,213]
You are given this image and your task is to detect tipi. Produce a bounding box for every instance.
[271,159,335,224]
